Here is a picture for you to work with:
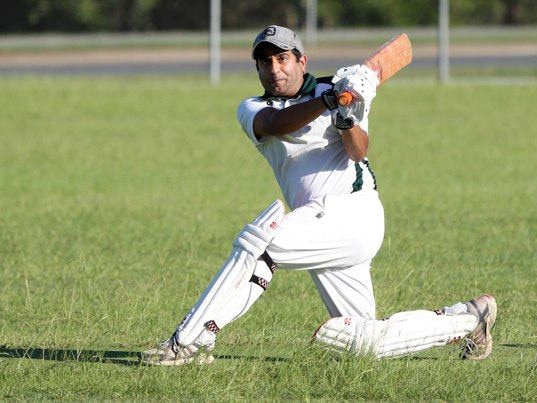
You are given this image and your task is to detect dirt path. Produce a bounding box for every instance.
[1,43,536,67]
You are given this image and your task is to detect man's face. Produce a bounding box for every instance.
[255,43,307,97]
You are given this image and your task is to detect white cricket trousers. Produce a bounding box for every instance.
[267,189,384,320]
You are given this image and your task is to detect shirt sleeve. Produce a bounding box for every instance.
[236,97,271,146]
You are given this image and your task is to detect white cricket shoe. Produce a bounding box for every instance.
[141,332,215,366]
[460,294,497,360]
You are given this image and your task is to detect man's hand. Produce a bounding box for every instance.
[331,110,355,130]
[332,64,380,87]
[332,66,379,131]
[334,66,379,103]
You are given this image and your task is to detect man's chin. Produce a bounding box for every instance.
[267,87,290,97]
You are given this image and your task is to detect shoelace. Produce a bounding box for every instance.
[461,337,480,358]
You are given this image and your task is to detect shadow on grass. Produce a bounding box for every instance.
[501,343,537,349]
[0,345,140,366]
[0,345,290,366]
[214,353,289,363]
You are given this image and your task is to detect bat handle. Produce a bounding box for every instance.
[337,91,354,106]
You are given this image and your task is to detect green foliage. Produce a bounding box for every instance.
[450,0,537,25]
[319,0,438,27]
[1,0,537,32]
[319,0,537,27]
[0,76,536,399]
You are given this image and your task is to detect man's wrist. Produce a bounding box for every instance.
[332,111,355,130]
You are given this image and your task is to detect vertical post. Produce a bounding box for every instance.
[305,0,318,46]
[210,0,221,85]
[438,0,450,83]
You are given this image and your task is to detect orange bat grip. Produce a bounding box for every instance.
[338,91,354,106]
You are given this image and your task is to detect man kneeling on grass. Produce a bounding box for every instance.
[141,25,497,365]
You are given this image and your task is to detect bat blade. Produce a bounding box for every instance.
[365,33,412,85]
[337,33,412,106]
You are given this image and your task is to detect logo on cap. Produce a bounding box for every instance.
[263,27,276,37]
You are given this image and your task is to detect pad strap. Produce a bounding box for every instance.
[205,320,220,334]
[261,251,277,273]
[249,274,269,290]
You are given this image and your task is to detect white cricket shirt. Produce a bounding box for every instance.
[237,78,376,210]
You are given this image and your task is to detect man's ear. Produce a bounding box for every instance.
[299,55,308,73]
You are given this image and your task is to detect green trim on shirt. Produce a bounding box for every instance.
[352,160,378,193]
[352,162,364,192]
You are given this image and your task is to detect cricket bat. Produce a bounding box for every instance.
[338,33,412,106]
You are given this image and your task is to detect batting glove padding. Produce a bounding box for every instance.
[320,89,339,111]
[332,64,380,87]
[330,110,355,130]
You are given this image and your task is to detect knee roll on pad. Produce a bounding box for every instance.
[174,199,285,347]
[234,223,273,256]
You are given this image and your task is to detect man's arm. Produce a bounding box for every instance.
[253,97,326,137]
[251,94,369,161]
[341,126,369,162]
[332,67,379,162]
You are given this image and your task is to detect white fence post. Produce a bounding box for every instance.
[210,0,221,85]
[438,0,450,83]
[305,0,318,46]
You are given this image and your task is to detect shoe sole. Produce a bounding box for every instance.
[140,352,215,366]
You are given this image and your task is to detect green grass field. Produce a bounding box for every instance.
[1,75,536,399]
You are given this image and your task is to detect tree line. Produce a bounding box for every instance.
[1,0,536,33]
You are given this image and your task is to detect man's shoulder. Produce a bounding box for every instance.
[236,95,273,140]
[238,95,265,106]
[237,96,270,116]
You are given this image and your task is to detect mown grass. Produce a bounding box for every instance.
[0,75,536,399]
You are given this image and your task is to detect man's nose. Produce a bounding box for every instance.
[269,58,281,73]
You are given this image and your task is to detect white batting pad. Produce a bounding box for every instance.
[314,310,478,358]
[174,199,285,347]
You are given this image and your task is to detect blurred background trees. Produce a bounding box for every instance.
[1,0,536,33]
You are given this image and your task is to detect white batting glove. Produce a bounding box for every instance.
[332,64,380,87]
[329,103,367,132]
[333,72,377,131]
[334,67,379,105]
[332,63,361,82]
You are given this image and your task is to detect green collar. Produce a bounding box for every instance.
[260,73,317,101]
